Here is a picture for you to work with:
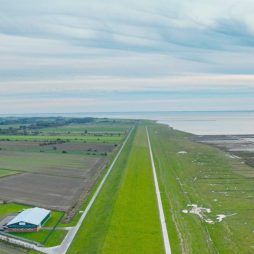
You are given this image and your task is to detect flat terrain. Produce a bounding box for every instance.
[3,118,254,253]
[0,151,106,178]
[67,125,164,254]
[195,134,254,169]
[0,241,28,254]
[0,173,87,211]
[0,152,107,211]
[0,140,116,155]
[148,123,254,253]
[0,117,133,249]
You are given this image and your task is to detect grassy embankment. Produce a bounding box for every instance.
[67,125,164,254]
[0,169,19,177]
[148,123,254,254]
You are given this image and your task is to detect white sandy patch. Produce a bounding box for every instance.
[216,213,237,222]
[182,206,237,224]
[226,154,240,159]
[182,204,214,223]
[205,219,214,224]
[216,214,226,222]
[178,151,187,154]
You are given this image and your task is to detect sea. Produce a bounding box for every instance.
[2,111,254,135]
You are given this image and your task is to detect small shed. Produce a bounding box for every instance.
[5,207,50,232]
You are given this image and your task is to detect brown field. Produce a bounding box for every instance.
[0,140,115,153]
[0,151,108,212]
[0,173,87,211]
[0,151,106,178]
[0,241,27,254]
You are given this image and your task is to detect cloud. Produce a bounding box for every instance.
[0,0,254,112]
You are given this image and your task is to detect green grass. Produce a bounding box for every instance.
[0,168,19,178]
[11,229,67,247]
[0,203,31,219]
[67,125,164,254]
[0,135,122,142]
[147,123,254,254]
[39,123,132,133]
[9,210,64,245]
[0,203,64,246]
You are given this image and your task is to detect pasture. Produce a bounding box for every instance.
[148,123,254,254]
[67,125,164,254]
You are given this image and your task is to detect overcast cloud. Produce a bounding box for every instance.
[0,0,254,113]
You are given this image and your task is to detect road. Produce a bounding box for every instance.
[146,127,172,254]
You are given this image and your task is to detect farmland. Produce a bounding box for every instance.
[1,118,254,254]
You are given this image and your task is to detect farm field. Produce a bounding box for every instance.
[147,123,254,253]
[0,151,106,177]
[0,117,134,248]
[67,125,164,254]
[2,119,254,253]
[0,241,28,254]
[0,134,122,142]
[0,140,116,155]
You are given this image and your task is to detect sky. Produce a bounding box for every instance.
[1,0,254,114]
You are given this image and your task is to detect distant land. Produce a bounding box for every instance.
[1,110,254,135]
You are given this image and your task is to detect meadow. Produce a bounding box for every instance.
[148,123,254,254]
[67,125,164,254]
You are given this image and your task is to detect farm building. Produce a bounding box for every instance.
[5,207,50,232]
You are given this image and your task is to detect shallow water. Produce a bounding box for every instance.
[81,111,254,135]
[3,111,254,135]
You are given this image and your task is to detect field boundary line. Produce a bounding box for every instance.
[35,127,134,254]
[146,127,172,254]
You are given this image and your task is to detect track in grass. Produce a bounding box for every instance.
[148,123,254,253]
[66,125,164,254]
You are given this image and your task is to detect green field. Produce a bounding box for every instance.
[0,118,135,253]
[2,119,254,253]
[148,123,254,254]
[67,125,164,254]
[0,168,19,178]
[0,203,31,219]
[12,229,67,247]
[39,122,131,133]
[0,135,122,142]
